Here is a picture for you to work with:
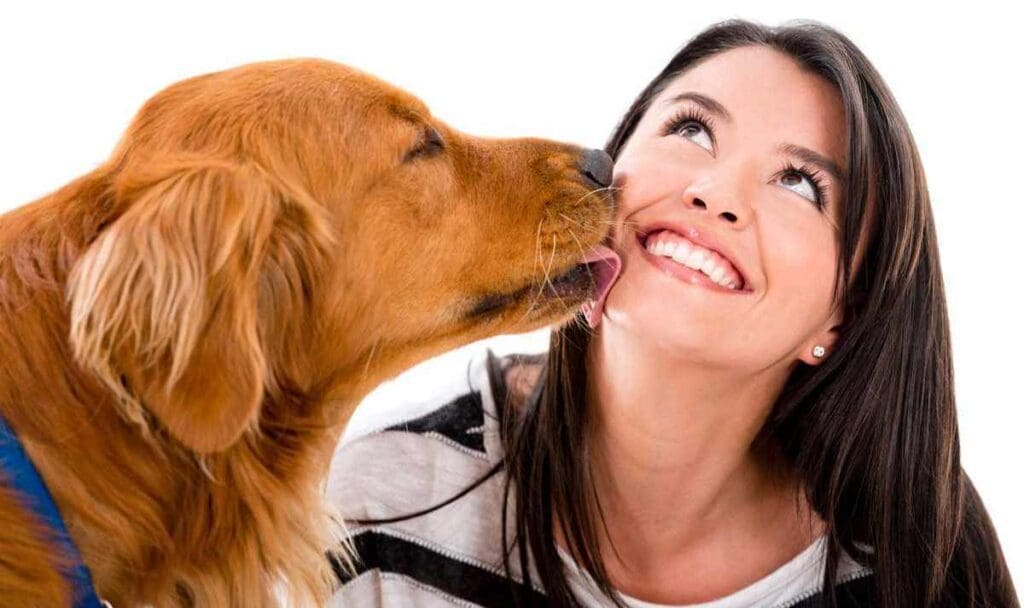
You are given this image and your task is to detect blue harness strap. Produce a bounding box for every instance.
[0,414,104,608]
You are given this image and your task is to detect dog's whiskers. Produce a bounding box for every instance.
[513,219,549,327]
[542,231,569,312]
[571,185,616,208]
[557,208,618,237]
[565,226,593,292]
[557,212,586,229]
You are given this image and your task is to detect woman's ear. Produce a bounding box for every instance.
[67,159,332,454]
[799,307,846,367]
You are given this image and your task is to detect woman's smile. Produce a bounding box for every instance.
[635,232,754,295]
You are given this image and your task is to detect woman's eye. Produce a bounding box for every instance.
[677,121,714,152]
[779,170,818,202]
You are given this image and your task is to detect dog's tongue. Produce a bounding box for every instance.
[580,245,622,329]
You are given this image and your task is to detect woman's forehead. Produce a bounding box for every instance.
[646,46,848,159]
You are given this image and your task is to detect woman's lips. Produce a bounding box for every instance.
[636,233,753,295]
[636,221,752,290]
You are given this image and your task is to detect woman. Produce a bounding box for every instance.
[327,19,1018,607]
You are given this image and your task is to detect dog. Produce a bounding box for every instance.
[0,58,619,606]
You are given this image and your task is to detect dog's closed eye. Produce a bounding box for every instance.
[403,127,445,163]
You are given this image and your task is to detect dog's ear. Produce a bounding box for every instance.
[68,159,332,454]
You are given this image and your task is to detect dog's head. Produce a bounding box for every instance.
[66,59,615,454]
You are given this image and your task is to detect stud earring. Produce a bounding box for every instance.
[812,345,826,358]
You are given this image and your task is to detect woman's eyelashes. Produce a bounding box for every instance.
[777,161,829,209]
[663,106,717,151]
[661,106,831,210]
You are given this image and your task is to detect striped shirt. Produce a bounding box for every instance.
[326,348,874,607]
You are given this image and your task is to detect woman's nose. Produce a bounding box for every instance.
[680,165,754,228]
[687,195,744,225]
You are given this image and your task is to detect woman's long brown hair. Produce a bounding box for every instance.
[499,18,1019,608]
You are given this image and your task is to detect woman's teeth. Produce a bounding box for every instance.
[644,232,742,290]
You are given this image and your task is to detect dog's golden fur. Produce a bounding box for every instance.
[0,59,612,606]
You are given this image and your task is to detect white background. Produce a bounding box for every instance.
[2,0,1020,596]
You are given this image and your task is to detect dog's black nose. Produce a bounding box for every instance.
[579,149,614,188]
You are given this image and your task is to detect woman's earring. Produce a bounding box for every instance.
[812,345,826,358]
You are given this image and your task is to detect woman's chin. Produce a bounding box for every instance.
[604,271,726,329]
[604,294,711,341]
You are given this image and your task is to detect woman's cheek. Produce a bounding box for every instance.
[614,147,690,208]
[771,222,841,308]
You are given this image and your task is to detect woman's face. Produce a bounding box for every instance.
[606,45,850,370]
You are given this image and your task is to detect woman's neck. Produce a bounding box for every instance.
[580,322,826,601]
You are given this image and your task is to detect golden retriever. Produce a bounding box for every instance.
[0,58,618,606]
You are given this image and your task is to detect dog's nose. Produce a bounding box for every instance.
[579,149,614,188]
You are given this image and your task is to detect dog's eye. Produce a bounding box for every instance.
[403,128,445,162]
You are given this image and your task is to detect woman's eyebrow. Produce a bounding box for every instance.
[662,92,734,123]
[778,143,847,186]
[663,91,847,186]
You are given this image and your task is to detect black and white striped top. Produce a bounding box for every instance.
[325,348,874,607]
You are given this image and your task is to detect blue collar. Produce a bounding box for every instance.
[0,414,105,608]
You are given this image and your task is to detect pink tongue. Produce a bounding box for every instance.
[579,245,622,329]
